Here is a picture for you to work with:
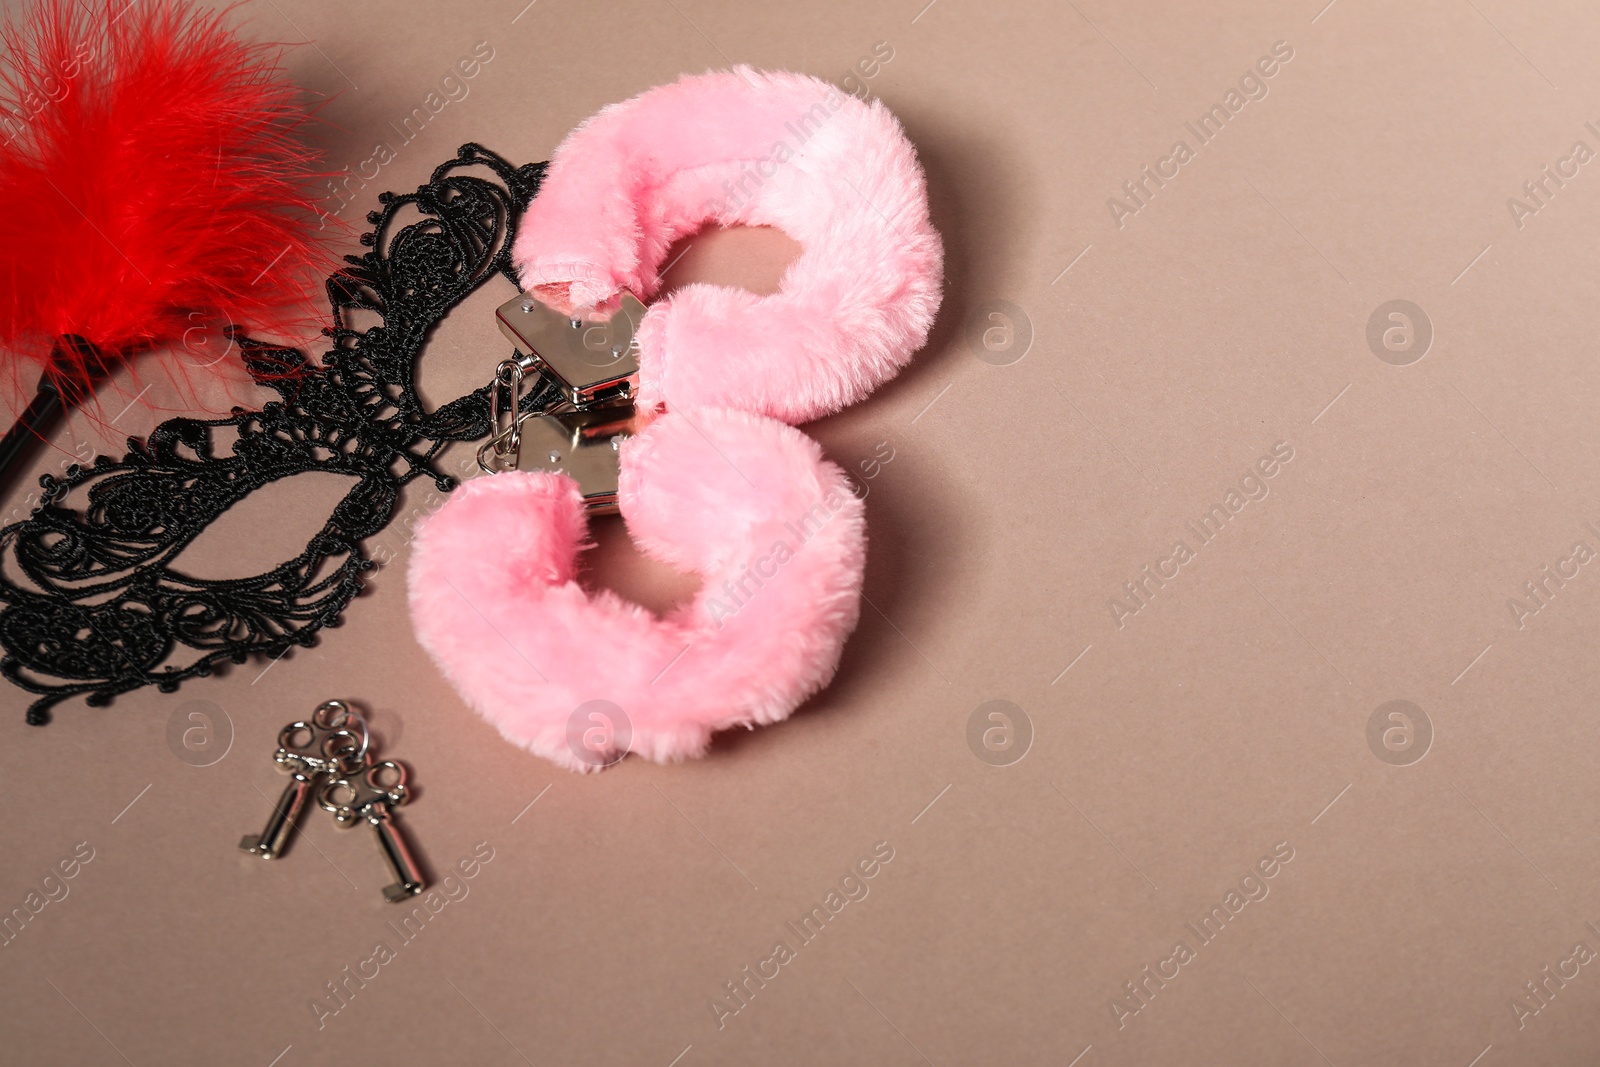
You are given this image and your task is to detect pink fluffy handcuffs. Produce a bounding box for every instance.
[408,68,943,771]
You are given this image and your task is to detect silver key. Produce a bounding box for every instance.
[318,759,425,903]
[240,701,367,859]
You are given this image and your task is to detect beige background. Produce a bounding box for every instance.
[5,0,1600,1063]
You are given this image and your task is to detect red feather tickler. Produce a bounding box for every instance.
[0,0,335,478]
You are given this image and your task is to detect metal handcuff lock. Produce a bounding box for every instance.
[476,291,648,514]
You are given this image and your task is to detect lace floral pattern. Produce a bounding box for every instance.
[0,144,557,723]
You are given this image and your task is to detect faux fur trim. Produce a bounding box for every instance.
[408,409,866,771]
[513,66,944,425]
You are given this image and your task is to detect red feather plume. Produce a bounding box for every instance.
[0,0,336,401]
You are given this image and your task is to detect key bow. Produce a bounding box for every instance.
[275,700,368,777]
[319,761,409,825]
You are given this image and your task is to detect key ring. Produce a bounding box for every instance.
[309,699,369,771]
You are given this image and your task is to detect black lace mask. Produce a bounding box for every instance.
[0,144,559,724]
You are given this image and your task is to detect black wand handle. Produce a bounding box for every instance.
[0,381,66,485]
[0,336,105,496]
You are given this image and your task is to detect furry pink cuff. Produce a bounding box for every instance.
[409,68,942,770]
[513,66,944,425]
[409,410,865,771]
